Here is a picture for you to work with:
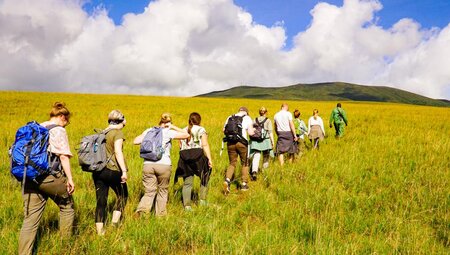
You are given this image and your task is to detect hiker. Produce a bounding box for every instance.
[18,102,75,255]
[307,109,326,149]
[274,103,298,166]
[134,113,189,216]
[329,103,348,138]
[249,107,274,180]
[222,106,255,193]
[174,112,213,211]
[93,110,129,235]
[293,109,308,157]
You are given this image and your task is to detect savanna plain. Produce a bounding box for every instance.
[0,91,449,254]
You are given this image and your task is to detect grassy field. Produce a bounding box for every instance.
[0,91,449,254]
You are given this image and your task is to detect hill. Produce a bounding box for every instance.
[197,82,450,107]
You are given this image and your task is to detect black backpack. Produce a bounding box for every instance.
[249,117,268,142]
[223,115,246,144]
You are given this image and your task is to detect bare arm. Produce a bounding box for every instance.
[169,124,190,139]
[201,134,213,168]
[274,121,278,135]
[269,132,275,148]
[60,154,74,194]
[134,133,144,145]
[289,120,298,141]
[114,139,128,183]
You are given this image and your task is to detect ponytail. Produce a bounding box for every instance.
[187,112,201,143]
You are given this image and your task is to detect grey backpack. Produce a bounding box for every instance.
[140,127,166,161]
[78,129,112,172]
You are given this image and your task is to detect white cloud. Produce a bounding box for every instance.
[0,0,449,99]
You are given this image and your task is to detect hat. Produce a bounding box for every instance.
[238,106,249,114]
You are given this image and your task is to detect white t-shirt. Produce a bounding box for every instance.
[274,110,293,132]
[307,116,326,136]
[141,127,176,166]
[180,125,207,150]
[223,113,253,140]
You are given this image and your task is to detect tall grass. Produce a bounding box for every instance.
[0,91,448,254]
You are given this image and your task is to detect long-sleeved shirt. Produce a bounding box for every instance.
[308,116,325,136]
[329,107,348,125]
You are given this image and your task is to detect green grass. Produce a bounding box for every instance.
[0,91,449,254]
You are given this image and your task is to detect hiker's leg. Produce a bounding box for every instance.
[334,123,339,137]
[262,150,270,169]
[252,152,261,173]
[199,166,211,201]
[339,123,345,137]
[236,142,250,183]
[136,164,157,213]
[278,153,285,166]
[93,171,109,223]
[182,176,194,207]
[289,153,294,164]
[45,174,74,237]
[226,143,238,181]
[109,169,128,214]
[19,192,47,255]
[155,164,172,216]
[111,182,128,215]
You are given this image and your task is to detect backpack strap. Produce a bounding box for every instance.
[260,117,268,126]
[45,124,60,130]
[100,128,116,166]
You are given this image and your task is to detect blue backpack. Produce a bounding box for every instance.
[10,121,60,184]
[140,127,166,161]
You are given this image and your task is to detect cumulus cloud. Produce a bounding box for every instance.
[0,0,449,99]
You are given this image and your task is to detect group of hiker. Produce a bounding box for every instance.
[10,101,347,254]
[222,103,348,193]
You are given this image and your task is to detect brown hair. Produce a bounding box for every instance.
[313,109,319,120]
[159,113,172,125]
[294,109,301,118]
[187,112,201,142]
[50,102,70,121]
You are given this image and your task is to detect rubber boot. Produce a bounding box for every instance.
[96,222,105,236]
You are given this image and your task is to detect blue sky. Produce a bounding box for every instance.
[2,0,450,98]
[84,0,450,48]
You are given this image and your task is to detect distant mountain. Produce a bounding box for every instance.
[197,82,450,107]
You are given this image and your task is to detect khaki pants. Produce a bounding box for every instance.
[136,164,171,216]
[226,142,250,183]
[19,174,74,255]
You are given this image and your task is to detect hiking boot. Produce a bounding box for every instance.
[241,183,249,191]
[223,180,230,195]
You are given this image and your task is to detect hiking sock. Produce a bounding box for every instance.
[96,222,105,236]
[111,210,122,226]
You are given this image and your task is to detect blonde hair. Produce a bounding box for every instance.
[159,113,172,125]
[50,102,70,121]
[108,110,125,124]
[259,107,267,116]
